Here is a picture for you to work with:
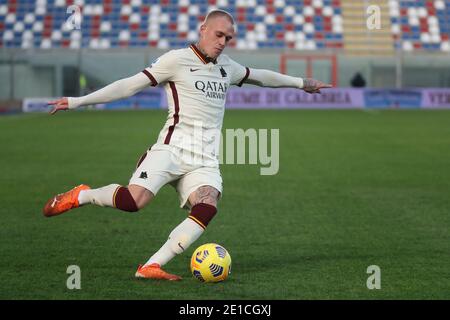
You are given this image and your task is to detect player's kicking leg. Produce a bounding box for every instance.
[43,149,153,217]
[42,183,182,281]
[135,185,220,281]
[42,184,152,217]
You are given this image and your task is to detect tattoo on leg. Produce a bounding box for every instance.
[190,186,219,206]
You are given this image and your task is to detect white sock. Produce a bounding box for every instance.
[78,184,121,207]
[145,218,204,267]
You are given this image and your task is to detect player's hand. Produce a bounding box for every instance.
[48,97,69,115]
[302,78,333,94]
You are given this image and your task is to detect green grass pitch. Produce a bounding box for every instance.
[0,109,449,299]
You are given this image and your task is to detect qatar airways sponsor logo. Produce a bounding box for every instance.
[195,81,229,100]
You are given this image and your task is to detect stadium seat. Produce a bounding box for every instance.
[389,0,450,52]
[0,0,345,50]
[4,0,448,52]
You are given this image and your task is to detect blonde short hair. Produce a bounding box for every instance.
[204,9,235,26]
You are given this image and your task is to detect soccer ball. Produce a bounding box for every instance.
[190,243,232,283]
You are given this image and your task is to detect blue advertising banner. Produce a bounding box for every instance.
[22,89,166,112]
[22,98,53,113]
[363,89,423,109]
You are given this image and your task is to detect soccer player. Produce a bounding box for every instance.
[43,10,332,280]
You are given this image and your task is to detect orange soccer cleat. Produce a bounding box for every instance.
[135,263,182,281]
[43,184,91,217]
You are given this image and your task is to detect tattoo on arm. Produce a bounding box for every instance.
[303,78,332,93]
[303,78,320,92]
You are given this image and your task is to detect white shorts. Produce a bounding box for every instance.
[129,144,223,209]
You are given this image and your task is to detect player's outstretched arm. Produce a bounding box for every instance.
[245,68,332,94]
[47,72,151,115]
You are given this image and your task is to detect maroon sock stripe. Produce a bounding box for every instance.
[189,203,217,229]
[114,186,139,212]
[188,216,206,229]
[164,81,180,145]
[237,67,250,87]
[142,69,158,87]
[112,186,121,208]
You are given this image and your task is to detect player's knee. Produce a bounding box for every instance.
[113,186,139,212]
[126,185,154,211]
[189,203,218,229]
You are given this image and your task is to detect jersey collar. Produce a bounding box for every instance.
[190,43,217,65]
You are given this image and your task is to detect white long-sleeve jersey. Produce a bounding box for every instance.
[68,44,304,167]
